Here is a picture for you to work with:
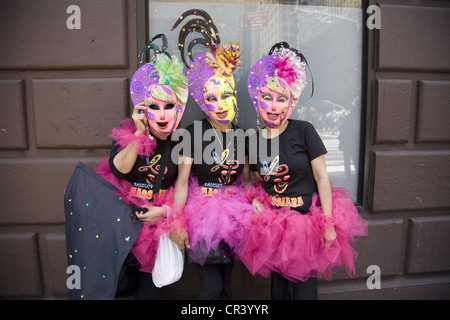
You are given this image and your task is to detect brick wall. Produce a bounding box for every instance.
[0,0,449,299]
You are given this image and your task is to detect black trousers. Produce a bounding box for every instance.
[134,271,162,300]
[271,272,318,300]
[116,253,161,300]
[195,260,234,300]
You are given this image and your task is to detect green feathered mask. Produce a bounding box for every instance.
[152,54,189,105]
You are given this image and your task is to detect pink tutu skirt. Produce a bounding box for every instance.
[95,157,183,274]
[236,184,368,282]
[184,177,255,265]
[129,188,181,273]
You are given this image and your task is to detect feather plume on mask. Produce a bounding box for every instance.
[205,42,242,77]
[172,9,242,117]
[273,48,307,97]
[152,54,189,104]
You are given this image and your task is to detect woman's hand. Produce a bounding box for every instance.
[252,198,264,214]
[135,204,164,224]
[322,224,337,250]
[131,102,148,136]
[112,103,147,174]
[169,227,190,250]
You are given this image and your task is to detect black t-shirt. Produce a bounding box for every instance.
[179,118,247,191]
[109,137,177,202]
[250,120,327,213]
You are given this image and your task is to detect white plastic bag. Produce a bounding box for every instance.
[152,232,184,288]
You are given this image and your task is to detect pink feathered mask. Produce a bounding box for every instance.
[248,44,308,127]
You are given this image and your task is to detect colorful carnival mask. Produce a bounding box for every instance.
[130,34,188,139]
[203,75,237,125]
[172,9,241,125]
[144,83,183,139]
[248,43,309,128]
[257,76,293,128]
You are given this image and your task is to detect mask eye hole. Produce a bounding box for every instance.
[165,103,175,110]
[205,94,217,102]
[222,93,234,100]
[148,104,159,110]
[261,91,273,101]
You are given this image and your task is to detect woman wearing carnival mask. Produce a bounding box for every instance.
[93,34,189,299]
[237,42,368,300]
[169,9,254,300]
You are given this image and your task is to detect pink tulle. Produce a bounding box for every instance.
[130,188,180,273]
[110,118,157,158]
[94,156,147,208]
[93,120,186,274]
[184,176,255,265]
[236,184,368,282]
[95,157,186,273]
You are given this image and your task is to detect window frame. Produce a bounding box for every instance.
[137,0,372,210]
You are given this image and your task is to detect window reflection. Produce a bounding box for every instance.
[148,0,362,200]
